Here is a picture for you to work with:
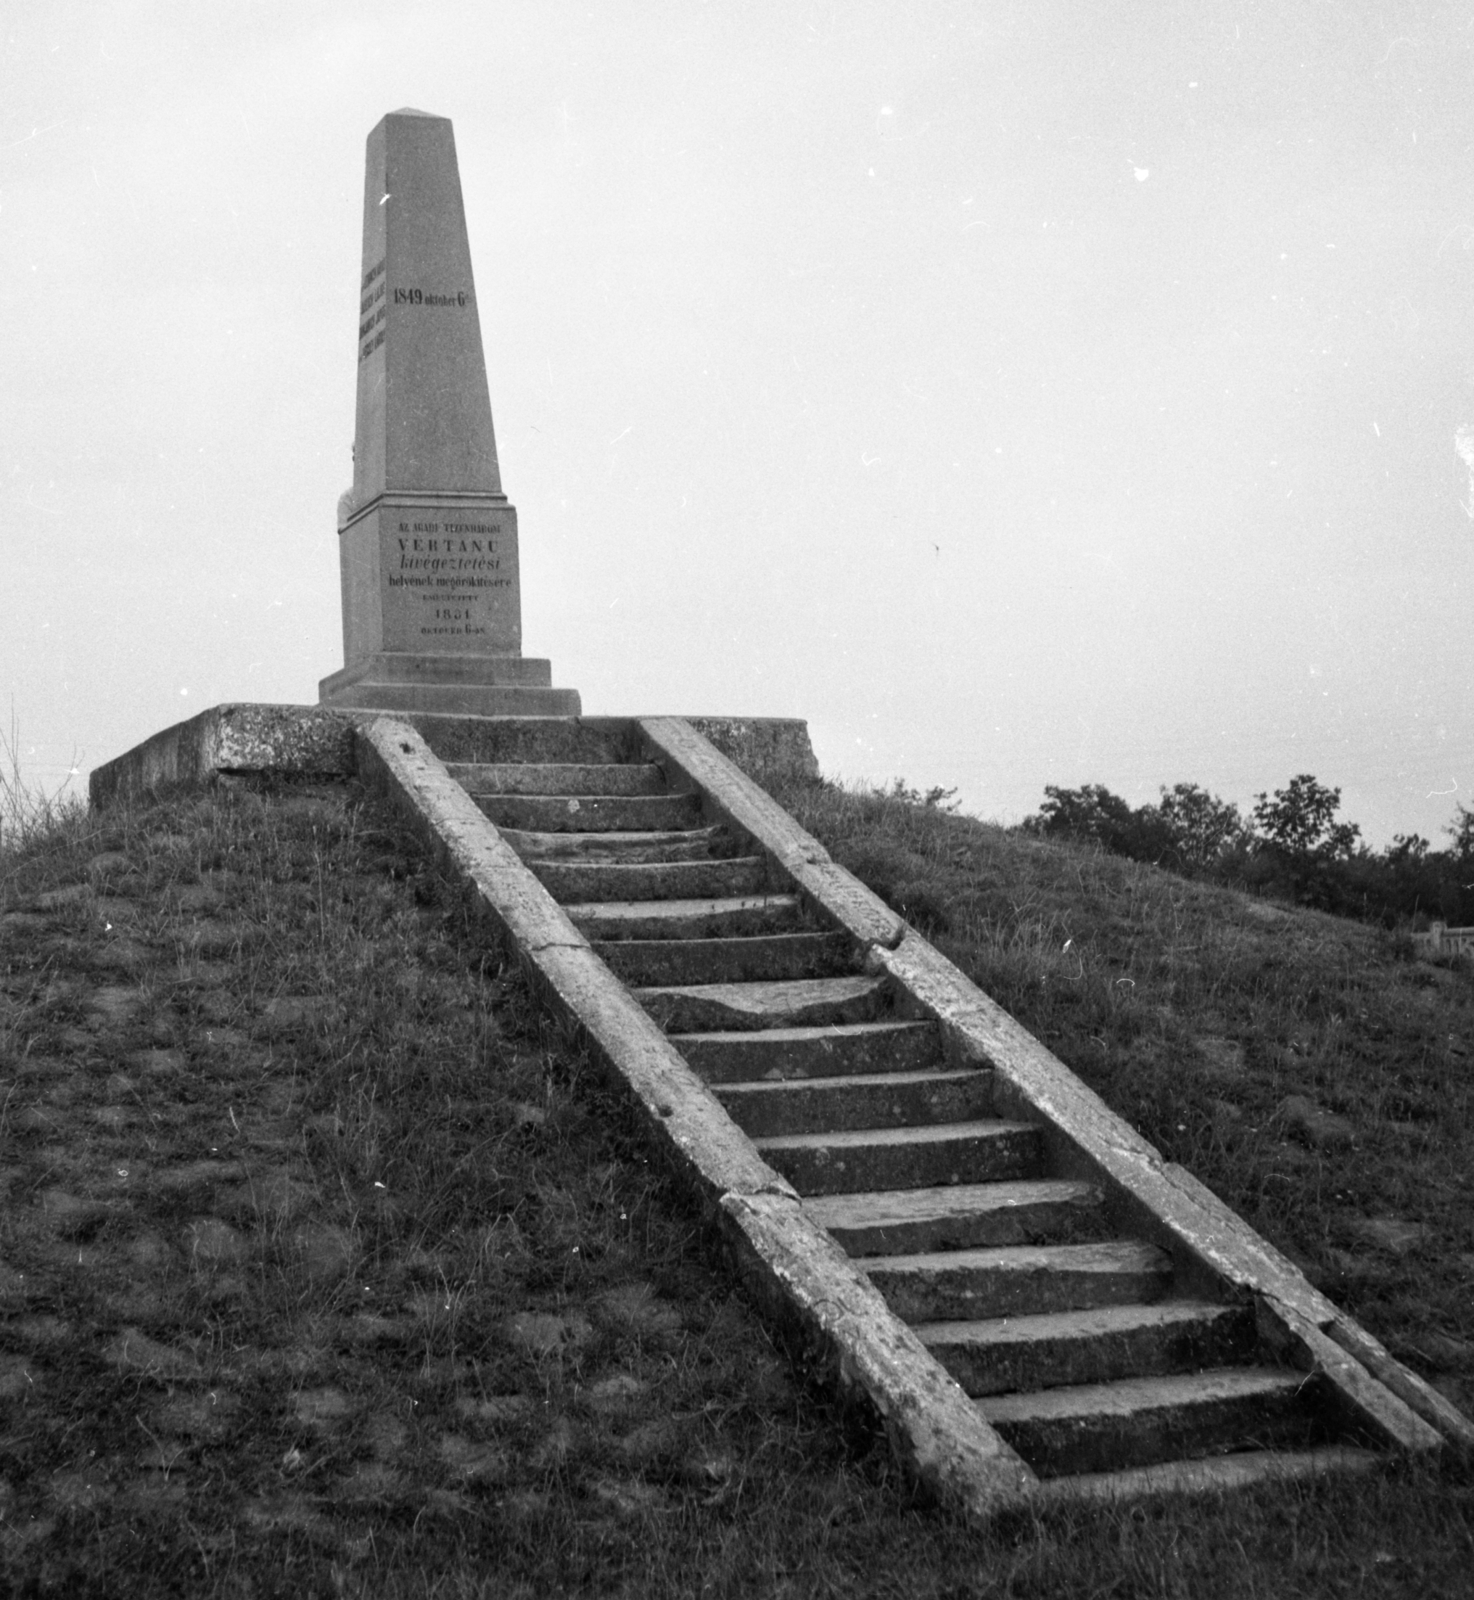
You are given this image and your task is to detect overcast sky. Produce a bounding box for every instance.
[5,1,1474,846]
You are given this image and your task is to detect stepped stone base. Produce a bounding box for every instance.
[88,705,820,809]
[319,651,581,717]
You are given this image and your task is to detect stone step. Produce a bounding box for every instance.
[595,932,858,988]
[474,792,704,833]
[806,1178,1105,1256]
[565,896,807,941]
[916,1300,1257,1396]
[446,761,668,796]
[673,1021,945,1084]
[329,682,581,717]
[977,1367,1322,1478]
[499,824,728,864]
[414,717,633,765]
[530,857,770,903]
[856,1239,1174,1321]
[1032,1445,1383,1505]
[716,1068,995,1138]
[636,975,896,1034]
[753,1119,1044,1196]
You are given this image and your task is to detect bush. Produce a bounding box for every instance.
[1023,773,1474,929]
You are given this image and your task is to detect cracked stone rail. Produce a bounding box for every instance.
[353,715,1472,1517]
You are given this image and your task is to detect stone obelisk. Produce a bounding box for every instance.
[319,109,579,716]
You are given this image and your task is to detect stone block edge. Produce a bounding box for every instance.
[88,704,355,810]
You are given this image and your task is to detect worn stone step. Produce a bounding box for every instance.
[716,1068,995,1138]
[447,761,668,796]
[857,1239,1173,1321]
[474,792,703,833]
[1032,1444,1383,1505]
[565,895,807,941]
[500,824,728,864]
[806,1178,1105,1256]
[916,1300,1257,1396]
[673,1021,945,1084]
[636,975,896,1034]
[977,1367,1321,1478]
[596,932,858,988]
[530,857,770,903]
[753,1119,1044,1196]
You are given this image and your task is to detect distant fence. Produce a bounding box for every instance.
[1411,921,1474,957]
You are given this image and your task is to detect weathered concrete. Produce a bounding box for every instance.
[324,674,583,718]
[472,793,703,832]
[408,715,639,765]
[714,1068,997,1138]
[636,975,897,1034]
[718,1188,1037,1516]
[918,1301,1257,1397]
[980,1368,1315,1477]
[412,713,818,783]
[595,932,857,988]
[806,1179,1104,1256]
[1029,1444,1382,1506]
[531,857,770,903]
[352,715,1037,1516]
[448,761,668,795]
[566,896,806,942]
[1257,1297,1448,1456]
[672,1021,944,1083]
[860,1240,1175,1323]
[639,717,904,949]
[498,824,728,863]
[90,705,354,809]
[88,707,820,819]
[1325,1319,1474,1454]
[754,1119,1044,1196]
[681,716,820,785]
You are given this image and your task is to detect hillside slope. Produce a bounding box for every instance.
[0,773,1471,1597]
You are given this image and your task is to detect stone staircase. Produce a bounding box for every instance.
[445,748,1383,1495]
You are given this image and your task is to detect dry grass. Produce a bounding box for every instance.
[0,719,82,860]
[0,772,1471,1596]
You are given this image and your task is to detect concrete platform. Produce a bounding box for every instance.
[88,704,822,809]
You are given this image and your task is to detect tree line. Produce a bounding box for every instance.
[1020,775,1474,928]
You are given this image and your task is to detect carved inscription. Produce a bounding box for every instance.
[392,518,512,638]
[358,257,387,363]
[393,288,468,307]
[358,268,469,363]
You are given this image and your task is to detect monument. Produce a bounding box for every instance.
[319,109,580,717]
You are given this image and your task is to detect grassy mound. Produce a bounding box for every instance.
[0,774,1470,1597]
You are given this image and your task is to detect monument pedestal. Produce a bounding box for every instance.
[321,486,579,716]
[319,653,580,717]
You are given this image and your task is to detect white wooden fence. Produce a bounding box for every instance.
[1411,921,1474,957]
